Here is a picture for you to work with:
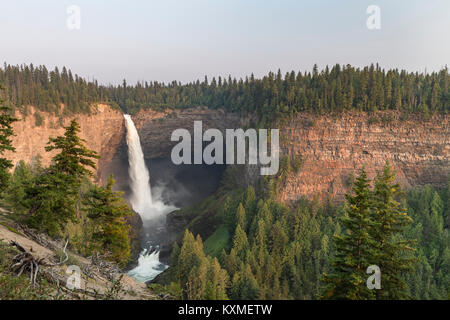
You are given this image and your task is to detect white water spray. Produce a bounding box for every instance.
[123,114,176,282]
[127,248,168,283]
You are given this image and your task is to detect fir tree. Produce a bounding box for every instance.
[321,168,377,300]
[24,119,99,236]
[0,90,18,193]
[45,119,99,185]
[83,175,132,266]
[370,161,415,299]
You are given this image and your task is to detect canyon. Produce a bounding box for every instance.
[7,105,448,206]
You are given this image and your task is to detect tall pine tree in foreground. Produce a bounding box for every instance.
[322,163,415,299]
[321,168,376,299]
[83,175,132,266]
[45,119,99,186]
[370,161,415,299]
[0,88,17,193]
[25,119,99,236]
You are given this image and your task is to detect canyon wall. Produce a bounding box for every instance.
[132,107,241,159]
[280,112,449,203]
[7,106,448,205]
[5,104,125,182]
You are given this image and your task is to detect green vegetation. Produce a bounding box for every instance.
[23,120,99,236]
[0,88,18,193]
[170,230,229,300]
[204,225,230,257]
[322,163,415,299]
[83,175,132,266]
[1,64,448,119]
[0,242,63,300]
[321,168,378,300]
[1,118,134,266]
[34,112,44,126]
[168,163,449,300]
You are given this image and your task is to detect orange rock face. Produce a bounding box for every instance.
[6,106,449,203]
[280,112,449,202]
[5,104,125,182]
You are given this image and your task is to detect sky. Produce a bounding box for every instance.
[0,0,449,85]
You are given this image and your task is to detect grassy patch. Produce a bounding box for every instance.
[0,221,22,235]
[204,225,230,257]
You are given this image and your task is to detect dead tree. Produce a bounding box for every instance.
[9,241,44,287]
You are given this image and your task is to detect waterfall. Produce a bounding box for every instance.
[123,114,176,282]
[124,114,153,220]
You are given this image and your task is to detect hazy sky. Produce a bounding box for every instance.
[1,0,449,85]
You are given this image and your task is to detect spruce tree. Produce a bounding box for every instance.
[370,161,414,299]
[321,168,377,300]
[25,119,99,236]
[45,119,99,185]
[0,91,18,193]
[83,175,132,266]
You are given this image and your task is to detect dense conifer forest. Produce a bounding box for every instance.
[0,63,448,121]
[167,163,449,300]
[0,63,448,300]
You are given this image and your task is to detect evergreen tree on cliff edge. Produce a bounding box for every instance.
[0,87,18,193]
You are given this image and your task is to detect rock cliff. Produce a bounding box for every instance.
[280,112,449,202]
[6,106,448,205]
[5,104,125,183]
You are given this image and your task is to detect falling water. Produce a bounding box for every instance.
[124,114,153,219]
[123,114,175,282]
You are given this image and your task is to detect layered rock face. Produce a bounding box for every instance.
[132,107,241,159]
[7,106,448,205]
[100,107,239,194]
[5,104,125,182]
[280,112,449,202]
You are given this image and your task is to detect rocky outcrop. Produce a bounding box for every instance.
[280,112,449,203]
[5,104,125,183]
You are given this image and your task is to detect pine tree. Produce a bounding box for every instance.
[0,90,18,193]
[45,119,99,185]
[83,175,132,266]
[230,264,260,300]
[236,203,246,231]
[176,230,209,299]
[232,224,249,259]
[5,160,33,213]
[25,119,99,236]
[204,257,229,300]
[321,168,377,300]
[370,161,415,299]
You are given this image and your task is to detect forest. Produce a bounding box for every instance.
[0,63,448,124]
[0,99,133,267]
[0,63,448,300]
[166,162,449,300]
